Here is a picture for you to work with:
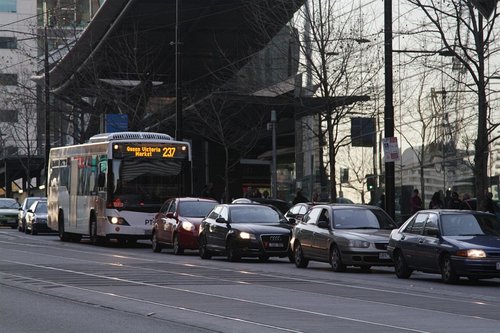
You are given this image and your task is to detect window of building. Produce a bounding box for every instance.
[0,0,16,13]
[0,110,19,122]
[0,36,17,49]
[0,73,18,86]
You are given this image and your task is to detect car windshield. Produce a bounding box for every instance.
[230,206,282,224]
[0,199,19,209]
[179,201,217,218]
[333,209,397,230]
[34,202,47,213]
[441,214,500,236]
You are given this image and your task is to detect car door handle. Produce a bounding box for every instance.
[418,239,424,244]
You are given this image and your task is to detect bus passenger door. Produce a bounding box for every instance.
[69,159,79,230]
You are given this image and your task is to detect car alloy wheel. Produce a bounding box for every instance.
[294,242,309,268]
[152,233,162,253]
[226,238,241,262]
[394,251,412,279]
[440,254,459,284]
[198,234,212,259]
[330,245,347,272]
[173,234,184,255]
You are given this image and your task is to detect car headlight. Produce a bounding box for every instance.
[181,221,195,231]
[348,240,370,248]
[239,232,256,240]
[456,249,486,258]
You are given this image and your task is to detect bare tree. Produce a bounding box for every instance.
[407,0,500,209]
[185,97,267,202]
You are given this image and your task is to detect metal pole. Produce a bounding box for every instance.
[271,110,277,198]
[44,26,50,196]
[384,0,395,219]
[175,0,182,141]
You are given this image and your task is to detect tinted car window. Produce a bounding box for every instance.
[422,214,439,236]
[332,208,396,229]
[441,213,500,236]
[178,201,216,217]
[229,206,280,223]
[304,207,322,224]
[406,214,427,234]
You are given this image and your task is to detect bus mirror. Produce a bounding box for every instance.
[98,173,105,187]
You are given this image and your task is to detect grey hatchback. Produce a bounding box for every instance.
[291,204,398,272]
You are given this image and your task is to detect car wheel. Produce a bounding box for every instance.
[173,234,184,255]
[152,232,162,253]
[226,238,241,262]
[294,242,309,268]
[198,234,212,259]
[330,245,347,272]
[394,251,412,279]
[441,254,459,284]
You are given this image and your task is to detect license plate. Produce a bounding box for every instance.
[496,262,500,270]
[268,242,283,248]
[379,252,390,260]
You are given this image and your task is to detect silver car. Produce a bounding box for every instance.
[291,204,398,272]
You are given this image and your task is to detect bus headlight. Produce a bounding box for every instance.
[107,217,130,225]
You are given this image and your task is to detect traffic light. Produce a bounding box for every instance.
[366,174,376,191]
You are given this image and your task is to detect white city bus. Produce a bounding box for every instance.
[47,132,192,244]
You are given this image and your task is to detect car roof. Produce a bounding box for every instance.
[172,197,218,202]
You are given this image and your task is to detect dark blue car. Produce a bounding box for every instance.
[387,210,500,283]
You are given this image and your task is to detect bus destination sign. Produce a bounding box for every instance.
[113,143,188,159]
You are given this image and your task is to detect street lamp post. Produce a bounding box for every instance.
[44,26,50,196]
[384,0,395,219]
[270,110,277,198]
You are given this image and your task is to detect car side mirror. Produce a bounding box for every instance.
[27,209,33,213]
[215,217,227,224]
[317,220,329,228]
[165,212,175,219]
[287,217,297,225]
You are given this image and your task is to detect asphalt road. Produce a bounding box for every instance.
[1,228,500,333]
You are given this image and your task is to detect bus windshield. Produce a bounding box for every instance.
[110,158,183,211]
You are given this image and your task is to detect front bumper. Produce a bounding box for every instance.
[452,257,500,278]
[341,248,393,266]
[232,235,291,258]
[0,215,18,227]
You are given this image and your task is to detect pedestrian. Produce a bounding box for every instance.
[312,191,319,202]
[410,189,422,214]
[262,190,270,199]
[448,191,463,209]
[292,188,308,205]
[462,193,472,210]
[429,191,444,209]
[485,192,496,214]
[444,189,452,209]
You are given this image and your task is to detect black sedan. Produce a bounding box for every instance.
[291,204,398,272]
[387,210,500,283]
[198,203,293,261]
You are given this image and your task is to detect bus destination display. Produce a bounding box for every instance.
[113,143,188,159]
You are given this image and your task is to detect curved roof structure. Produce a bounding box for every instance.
[44,0,304,98]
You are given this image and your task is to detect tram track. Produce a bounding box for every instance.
[1,232,500,332]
